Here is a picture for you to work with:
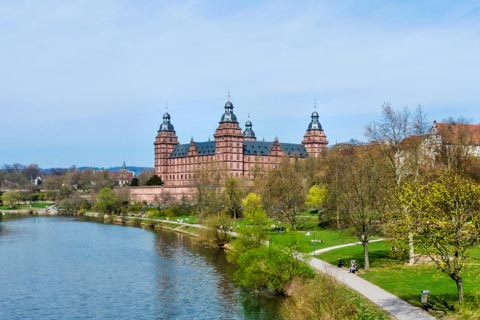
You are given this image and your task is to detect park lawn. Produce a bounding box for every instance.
[0,202,52,210]
[30,202,53,208]
[317,241,480,312]
[270,228,359,253]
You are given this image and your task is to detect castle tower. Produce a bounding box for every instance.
[214,98,244,176]
[302,111,328,157]
[154,112,179,181]
[243,120,256,141]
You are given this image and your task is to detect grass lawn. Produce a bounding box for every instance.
[269,228,359,253]
[0,202,53,210]
[317,241,480,314]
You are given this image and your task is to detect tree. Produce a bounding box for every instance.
[398,172,480,303]
[365,103,428,186]
[234,245,314,295]
[59,194,90,215]
[94,187,120,215]
[130,177,139,186]
[137,169,155,186]
[223,177,244,219]
[366,103,429,264]
[192,162,225,220]
[262,157,306,230]
[305,185,326,212]
[242,192,267,225]
[1,190,22,207]
[145,175,163,186]
[21,164,41,181]
[227,193,268,265]
[326,145,388,270]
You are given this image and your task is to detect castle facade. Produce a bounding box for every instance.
[153,98,328,188]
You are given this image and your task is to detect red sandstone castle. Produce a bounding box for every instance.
[153,98,328,188]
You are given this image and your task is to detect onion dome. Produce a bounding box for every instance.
[307,111,323,131]
[220,100,238,122]
[159,112,175,131]
[243,120,256,138]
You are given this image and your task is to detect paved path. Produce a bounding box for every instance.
[307,248,436,320]
[312,238,386,255]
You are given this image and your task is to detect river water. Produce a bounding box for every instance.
[0,216,281,320]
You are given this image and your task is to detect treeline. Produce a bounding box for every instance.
[0,165,159,213]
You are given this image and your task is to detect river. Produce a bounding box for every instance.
[0,216,281,320]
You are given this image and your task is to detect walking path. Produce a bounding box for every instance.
[312,238,386,255]
[307,242,436,320]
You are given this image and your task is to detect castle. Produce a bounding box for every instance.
[130,98,328,202]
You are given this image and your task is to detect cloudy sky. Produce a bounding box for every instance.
[1,0,479,168]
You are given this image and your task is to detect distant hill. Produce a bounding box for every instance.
[41,166,153,176]
[79,166,153,176]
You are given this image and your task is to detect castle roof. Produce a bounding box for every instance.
[169,140,308,158]
[220,100,238,123]
[170,141,216,158]
[243,120,256,138]
[307,111,323,131]
[159,112,175,131]
[243,141,307,157]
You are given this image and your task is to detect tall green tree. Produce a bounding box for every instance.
[397,172,480,303]
[242,192,267,225]
[223,177,244,219]
[1,190,22,207]
[305,185,327,212]
[145,175,163,186]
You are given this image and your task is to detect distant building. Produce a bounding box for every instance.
[153,98,328,188]
[426,120,480,157]
[109,162,135,187]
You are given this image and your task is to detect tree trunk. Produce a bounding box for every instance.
[408,232,415,265]
[336,206,340,229]
[363,241,370,270]
[453,272,464,303]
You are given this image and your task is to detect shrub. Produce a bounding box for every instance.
[201,213,233,248]
[234,246,314,295]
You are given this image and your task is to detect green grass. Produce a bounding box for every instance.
[270,228,359,253]
[0,202,53,210]
[317,241,480,314]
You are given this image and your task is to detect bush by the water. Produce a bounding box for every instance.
[234,246,314,295]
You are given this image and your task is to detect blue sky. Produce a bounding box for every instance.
[1,0,479,168]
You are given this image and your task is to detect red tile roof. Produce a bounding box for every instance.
[435,122,480,146]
